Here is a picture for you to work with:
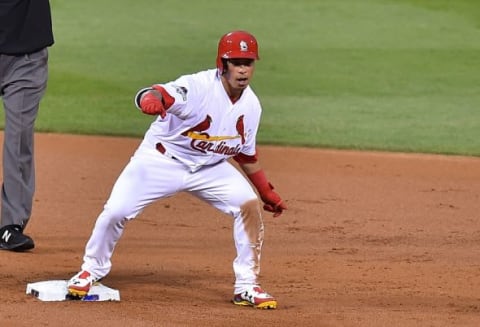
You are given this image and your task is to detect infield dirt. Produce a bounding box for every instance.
[1,133,479,326]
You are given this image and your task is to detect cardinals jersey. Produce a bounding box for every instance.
[135,69,262,172]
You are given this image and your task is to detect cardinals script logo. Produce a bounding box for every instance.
[183,115,246,154]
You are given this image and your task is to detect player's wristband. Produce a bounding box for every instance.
[247,170,271,195]
[134,87,153,109]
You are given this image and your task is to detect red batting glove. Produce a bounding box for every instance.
[247,170,287,217]
[139,92,167,118]
[260,184,287,217]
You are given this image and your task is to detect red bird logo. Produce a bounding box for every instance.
[182,115,212,138]
[236,115,245,144]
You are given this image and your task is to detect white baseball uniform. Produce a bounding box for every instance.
[80,69,265,294]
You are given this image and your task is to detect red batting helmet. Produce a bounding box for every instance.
[216,30,260,73]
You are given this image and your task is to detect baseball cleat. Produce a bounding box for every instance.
[232,286,277,309]
[67,270,97,298]
[0,224,35,252]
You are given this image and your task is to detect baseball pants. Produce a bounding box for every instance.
[81,141,265,294]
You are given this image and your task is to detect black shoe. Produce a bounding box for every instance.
[0,224,35,252]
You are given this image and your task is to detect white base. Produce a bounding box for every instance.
[26,280,120,302]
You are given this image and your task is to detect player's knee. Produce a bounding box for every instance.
[99,204,132,224]
[239,198,262,219]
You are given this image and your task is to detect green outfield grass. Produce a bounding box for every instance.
[2,0,480,156]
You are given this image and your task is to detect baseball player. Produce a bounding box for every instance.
[67,30,287,309]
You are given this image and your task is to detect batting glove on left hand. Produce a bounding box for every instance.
[259,183,288,218]
[247,170,287,218]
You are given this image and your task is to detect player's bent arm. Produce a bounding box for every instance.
[239,161,261,176]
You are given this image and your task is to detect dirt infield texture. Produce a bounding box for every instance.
[1,133,480,326]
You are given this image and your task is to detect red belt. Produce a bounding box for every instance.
[156,143,177,160]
